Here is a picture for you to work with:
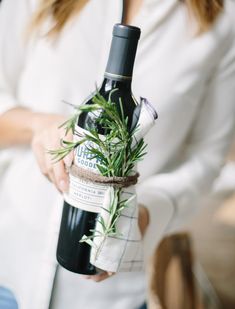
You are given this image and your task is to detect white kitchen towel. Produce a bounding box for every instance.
[88,99,157,272]
[64,97,157,273]
[90,186,144,273]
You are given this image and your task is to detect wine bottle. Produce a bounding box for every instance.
[56,24,141,275]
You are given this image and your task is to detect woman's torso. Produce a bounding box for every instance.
[0,0,234,308]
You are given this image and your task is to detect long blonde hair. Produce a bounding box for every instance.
[31,0,89,35]
[32,0,224,35]
[185,0,224,32]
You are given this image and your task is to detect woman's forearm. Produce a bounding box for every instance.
[0,106,71,192]
[0,107,35,147]
[0,107,66,148]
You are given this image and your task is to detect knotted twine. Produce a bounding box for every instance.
[65,98,156,272]
[68,164,139,188]
[66,163,142,272]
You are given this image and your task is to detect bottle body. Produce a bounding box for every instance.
[57,81,139,274]
[56,24,141,275]
[57,202,98,274]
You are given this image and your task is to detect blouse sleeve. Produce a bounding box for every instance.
[0,0,33,115]
[137,17,235,261]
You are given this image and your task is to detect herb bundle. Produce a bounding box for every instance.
[49,91,147,246]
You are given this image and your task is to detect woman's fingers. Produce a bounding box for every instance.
[63,150,73,168]
[31,136,48,177]
[52,160,69,192]
[84,271,114,282]
[63,131,74,168]
[138,205,150,237]
[42,141,69,192]
[31,115,73,192]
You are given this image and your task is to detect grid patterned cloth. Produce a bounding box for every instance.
[90,186,144,273]
[69,98,157,273]
[88,98,156,272]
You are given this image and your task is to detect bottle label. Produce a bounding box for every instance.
[64,126,107,213]
[63,99,157,213]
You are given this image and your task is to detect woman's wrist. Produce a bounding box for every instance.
[31,112,65,135]
[0,106,66,147]
[138,205,150,237]
[0,107,36,147]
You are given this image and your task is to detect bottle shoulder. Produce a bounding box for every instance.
[77,85,140,132]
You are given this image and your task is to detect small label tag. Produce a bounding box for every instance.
[64,125,107,213]
[73,126,101,173]
[64,175,107,213]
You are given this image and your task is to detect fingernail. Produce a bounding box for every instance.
[64,154,73,168]
[59,180,68,192]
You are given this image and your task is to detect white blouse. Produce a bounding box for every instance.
[0,0,235,309]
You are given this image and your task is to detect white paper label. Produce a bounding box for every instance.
[64,99,156,213]
[64,125,107,213]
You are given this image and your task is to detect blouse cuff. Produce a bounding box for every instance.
[137,186,176,264]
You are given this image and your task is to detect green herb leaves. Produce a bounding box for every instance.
[49,91,147,246]
[49,91,147,177]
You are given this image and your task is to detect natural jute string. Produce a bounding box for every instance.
[68,164,139,188]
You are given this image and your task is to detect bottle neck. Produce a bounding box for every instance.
[101,77,132,93]
[104,29,139,82]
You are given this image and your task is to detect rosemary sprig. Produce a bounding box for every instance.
[49,138,86,162]
[50,91,147,243]
[59,113,80,135]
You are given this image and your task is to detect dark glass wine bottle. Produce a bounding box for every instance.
[56,24,141,275]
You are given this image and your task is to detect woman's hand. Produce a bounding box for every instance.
[85,205,149,283]
[138,204,150,236]
[31,113,73,193]
[31,112,150,282]
[0,107,72,191]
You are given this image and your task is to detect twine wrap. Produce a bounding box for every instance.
[68,164,139,188]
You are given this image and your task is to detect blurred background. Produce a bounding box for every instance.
[0,0,234,308]
[148,136,235,309]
